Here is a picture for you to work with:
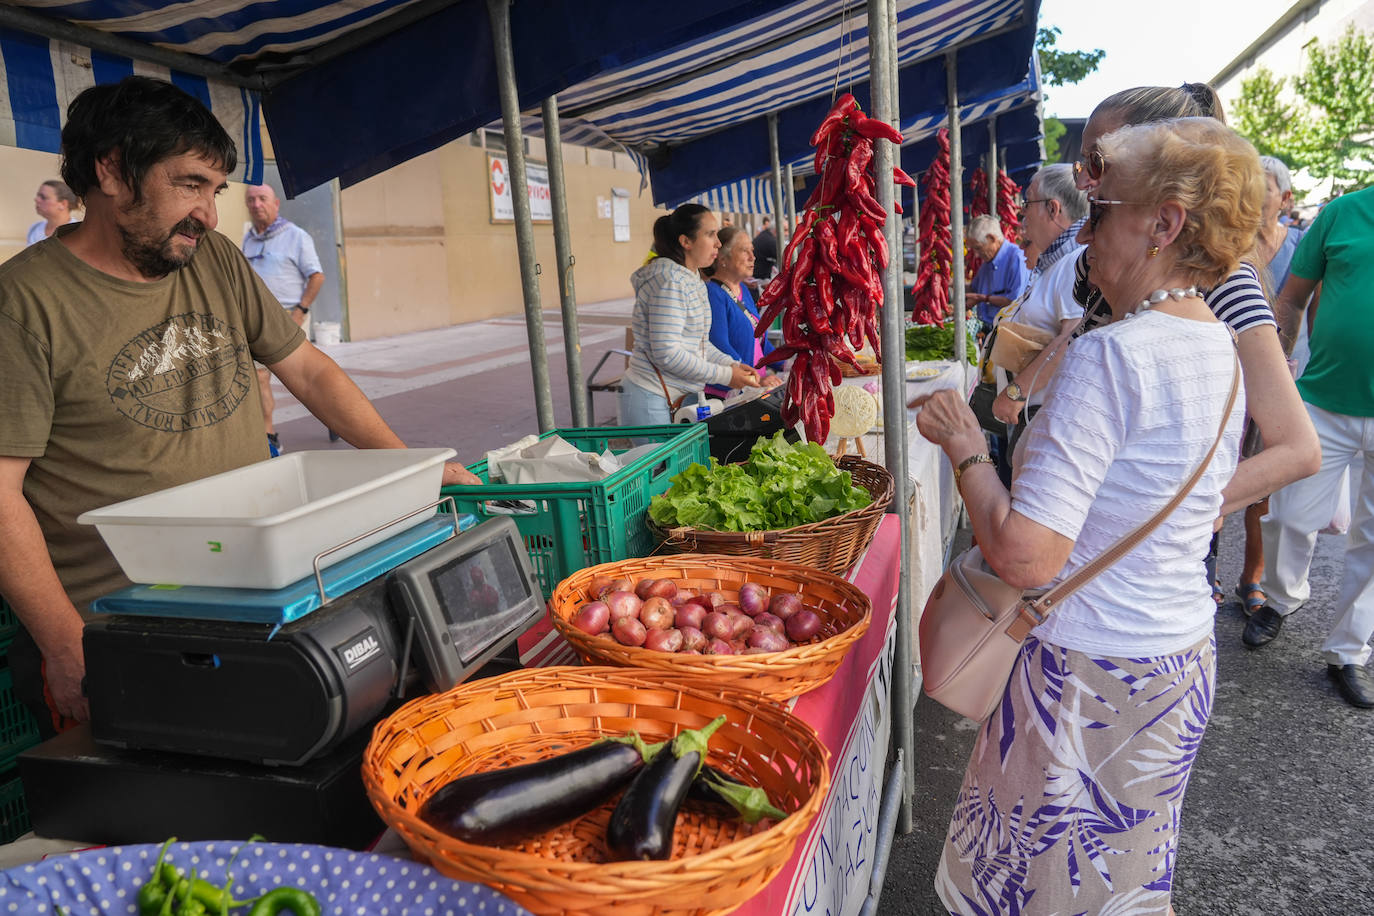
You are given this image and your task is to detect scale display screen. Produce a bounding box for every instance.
[387,516,543,691]
[429,537,531,663]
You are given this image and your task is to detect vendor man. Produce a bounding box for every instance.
[0,76,479,737]
[243,183,324,455]
[963,214,1029,331]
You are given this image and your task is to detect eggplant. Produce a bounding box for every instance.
[607,715,725,860]
[686,764,788,824]
[420,735,654,844]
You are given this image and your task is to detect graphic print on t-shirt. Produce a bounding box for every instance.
[106,312,254,431]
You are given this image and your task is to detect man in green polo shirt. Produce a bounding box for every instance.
[1244,187,1374,709]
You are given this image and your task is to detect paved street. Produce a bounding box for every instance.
[880,515,1374,916]
[276,305,1373,915]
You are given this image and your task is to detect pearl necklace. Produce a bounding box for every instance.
[1132,285,1200,315]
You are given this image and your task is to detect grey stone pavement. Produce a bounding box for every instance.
[276,302,1374,915]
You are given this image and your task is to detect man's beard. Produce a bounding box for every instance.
[119,216,206,278]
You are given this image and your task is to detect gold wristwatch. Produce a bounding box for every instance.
[1004,382,1026,402]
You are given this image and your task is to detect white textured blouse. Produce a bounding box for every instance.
[1011,309,1245,657]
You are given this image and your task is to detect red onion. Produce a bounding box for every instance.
[572,601,610,635]
[604,590,642,622]
[589,575,615,600]
[701,611,735,640]
[785,608,823,642]
[612,617,647,646]
[738,583,770,617]
[675,602,707,631]
[752,612,785,632]
[747,627,790,652]
[639,596,675,630]
[644,627,684,653]
[679,626,707,651]
[768,593,803,620]
[706,638,735,655]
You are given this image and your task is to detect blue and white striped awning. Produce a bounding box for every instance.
[690,178,776,215]
[0,25,264,183]
[0,0,1039,202]
[554,0,1027,148]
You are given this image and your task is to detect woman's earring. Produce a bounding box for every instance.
[1147,244,1160,258]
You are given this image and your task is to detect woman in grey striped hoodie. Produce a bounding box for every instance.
[620,204,760,425]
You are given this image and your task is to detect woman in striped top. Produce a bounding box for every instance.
[620,204,759,425]
[1069,85,1318,609]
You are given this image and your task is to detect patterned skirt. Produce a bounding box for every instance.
[935,633,1216,916]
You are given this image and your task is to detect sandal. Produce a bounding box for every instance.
[1211,581,1225,607]
[1236,583,1267,616]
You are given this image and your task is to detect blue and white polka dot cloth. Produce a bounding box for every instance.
[0,841,532,914]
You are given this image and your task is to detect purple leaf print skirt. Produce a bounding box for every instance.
[935,632,1216,916]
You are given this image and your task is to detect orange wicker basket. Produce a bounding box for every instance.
[652,456,893,577]
[363,666,829,916]
[548,554,871,700]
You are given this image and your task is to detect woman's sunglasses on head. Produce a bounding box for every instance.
[1073,149,1106,183]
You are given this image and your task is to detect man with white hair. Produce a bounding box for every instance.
[964,213,1029,330]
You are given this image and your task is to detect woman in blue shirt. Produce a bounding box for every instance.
[704,226,783,398]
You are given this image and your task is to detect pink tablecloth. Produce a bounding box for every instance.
[516,516,902,916]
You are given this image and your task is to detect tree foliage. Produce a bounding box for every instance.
[1035,27,1105,88]
[1233,26,1374,191]
[1042,116,1067,162]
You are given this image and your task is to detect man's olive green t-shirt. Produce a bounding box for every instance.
[0,226,306,611]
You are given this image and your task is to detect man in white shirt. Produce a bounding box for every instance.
[990,165,1088,451]
[242,183,324,454]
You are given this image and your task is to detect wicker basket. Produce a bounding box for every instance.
[549,555,871,700]
[653,456,893,577]
[363,666,829,916]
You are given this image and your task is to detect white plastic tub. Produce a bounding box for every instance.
[78,448,455,589]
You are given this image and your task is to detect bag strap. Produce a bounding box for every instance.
[1006,346,1241,638]
[650,363,688,414]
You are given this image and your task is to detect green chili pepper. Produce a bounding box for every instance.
[246,887,322,916]
[139,837,177,916]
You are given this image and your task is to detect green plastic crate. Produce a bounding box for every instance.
[441,425,710,597]
[0,768,30,844]
[0,599,17,653]
[0,668,40,770]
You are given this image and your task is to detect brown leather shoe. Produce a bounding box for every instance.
[1328,664,1374,709]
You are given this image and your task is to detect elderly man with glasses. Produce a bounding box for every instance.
[989,164,1089,452]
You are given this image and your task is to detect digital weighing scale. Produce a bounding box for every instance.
[20,505,546,846]
[703,387,798,463]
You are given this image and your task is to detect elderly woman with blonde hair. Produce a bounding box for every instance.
[915,118,1290,914]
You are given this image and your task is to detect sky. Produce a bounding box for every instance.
[1035,0,1300,120]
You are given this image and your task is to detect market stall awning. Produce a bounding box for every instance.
[0,0,1038,201]
[0,21,265,183]
[644,12,1039,208]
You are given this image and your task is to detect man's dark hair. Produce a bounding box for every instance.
[60,76,237,203]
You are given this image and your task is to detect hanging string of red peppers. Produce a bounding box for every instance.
[752,93,912,444]
[909,128,952,327]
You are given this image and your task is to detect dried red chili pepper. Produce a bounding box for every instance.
[853,115,903,144]
[810,93,858,147]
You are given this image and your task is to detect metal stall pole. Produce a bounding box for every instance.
[784,163,798,244]
[768,114,787,257]
[945,52,966,362]
[488,0,555,433]
[986,116,999,217]
[869,0,915,837]
[541,94,588,427]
